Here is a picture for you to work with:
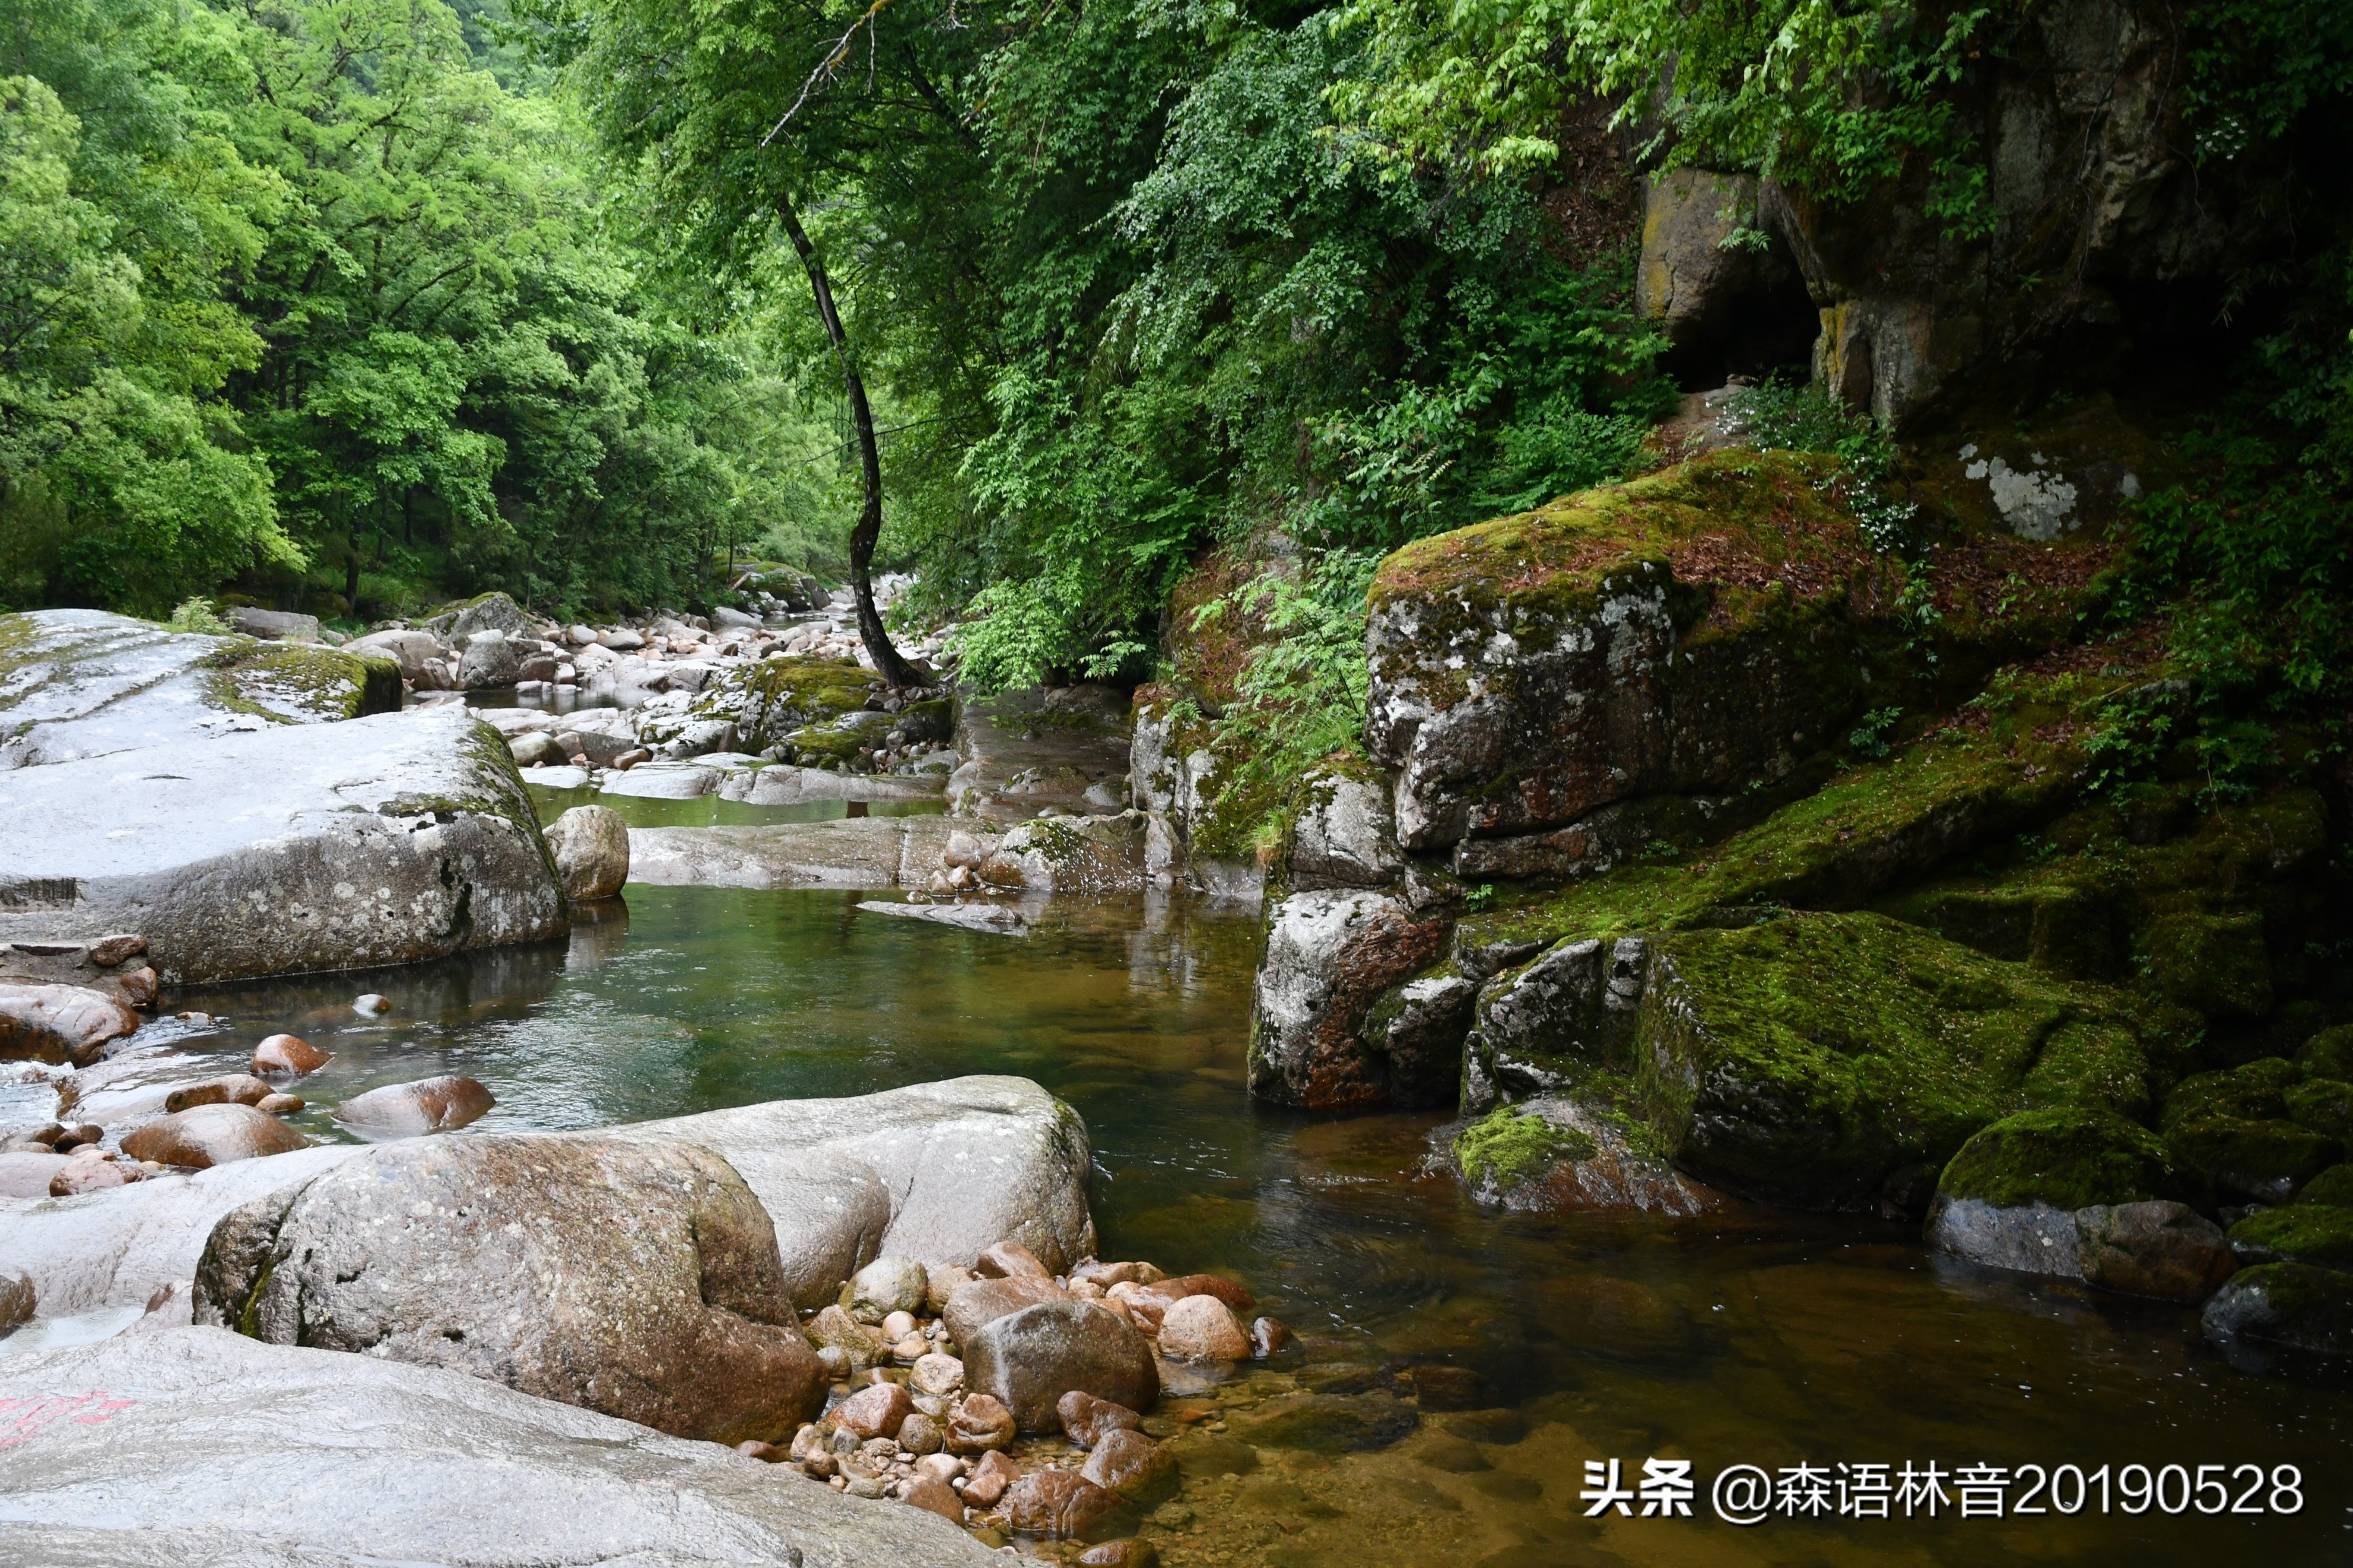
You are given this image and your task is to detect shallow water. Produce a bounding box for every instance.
[149,860,2350,1565]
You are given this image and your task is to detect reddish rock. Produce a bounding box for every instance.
[87,933,148,968]
[122,1102,311,1168]
[1058,1390,1142,1448]
[735,1439,784,1462]
[964,1299,1161,1433]
[903,1474,964,1522]
[1161,1274,1255,1314]
[833,1381,914,1441]
[115,966,158,1007]
[0,1271,30,1330]
[946,1392,1016,1455]
[331,1075,495,1140]
[256,1093,304,1115]
[0,982,141,1067]
[164,1074,271,1114]
[1072,1260,1164,1288]
[1105,1285,1165,1332]
[1157,1295,1250,1362]
[1001,1470,1131,1541]
[963,1447,1020,1507]
[1251,1316,1293,1358]
[942,1274,1066,1347]
[49,1159,130,1195]
[975,1239,1052,1279]
[1079,1428,1179,1506]
[252,1033,330,1076]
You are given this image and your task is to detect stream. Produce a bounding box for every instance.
[128,776,2348,1567]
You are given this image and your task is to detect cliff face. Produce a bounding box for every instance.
[1636,0,2288,431]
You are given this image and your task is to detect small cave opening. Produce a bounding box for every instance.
[1662,228,1822,393]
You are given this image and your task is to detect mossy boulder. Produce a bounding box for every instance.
[2163,1060,2342,1203]
[1450,1098,1713,1214]
[2203,1262,2353,1356]
[2285,1079,2353,1145]
[2227,1206,2353,1271]
[728,658,878,753]
[2145,909,2273,1019]
[2297,1164,2353,1207]
[1628,912,2170,1207]
[1367,450,1904,852]
[2297,1025,2353,1082]
[1249,890,1452,1109]
[977,812,1147,895]
[1934,1106,2181,1211]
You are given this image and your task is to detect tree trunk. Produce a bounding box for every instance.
[778,198,922,688]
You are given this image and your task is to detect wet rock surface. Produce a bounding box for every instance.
[964,1298,1161,1432]
[329,1074,496,1139]
[192,1134,825,1445]
[544,803,630,900]
[0,983,141,1066]
[120,1103,312,1168]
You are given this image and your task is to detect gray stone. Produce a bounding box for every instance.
[440,591,531,643]
[629,818,996,890]
[948,683,1132,822]
[0,1327,993,1565]
[346,628,450,684]
[1362,968,1478,1110]
[1288,772,1406,890]
[719,765,945,806]
[0,705,567,985]
[857,900,1027,936]
[600,761,720,799]
[659,718,737,759]
[979,811,1147,894]
[848,1254,932,1321]
[0,609,397,770]
[459,633,522,689]
[2202,1262,2353,1356]
[226,606,322,643]
[713,606,763,631]
[1634,168,1811,386]
[545,804,630,901]
[1246,890,1450,1110]
[192,1134,825,1445]
[963,1298,1159,1433]
[1452,1094,1717,1215]
[1925,1197,2085,1280]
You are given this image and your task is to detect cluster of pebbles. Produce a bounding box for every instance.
[748,1241,1291,1564]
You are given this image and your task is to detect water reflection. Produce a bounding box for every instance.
[166,885,2346,1566]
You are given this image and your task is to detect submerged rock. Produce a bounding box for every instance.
[0,704,566,985]
[1450,1099,1715,1215]
[2203,1262,2353,1356]
[192,1134,825,1446]
[1001,1469,1131,1542]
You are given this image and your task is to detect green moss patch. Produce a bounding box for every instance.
[1632,912,2170,1204]
[1935,1105,2180,1210]
[1453,1106,1598,1192]
[2228,1205,2353,1271]
[2297,1164,2353,1207]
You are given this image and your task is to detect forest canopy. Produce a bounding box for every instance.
[5,0,2349,707]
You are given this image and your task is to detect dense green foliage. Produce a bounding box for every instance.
[0,0,858,620]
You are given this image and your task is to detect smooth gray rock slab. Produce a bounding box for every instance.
[0,704,566,984]
[720,764,944,805]
[0,1074,1090,1328]
[226,607,320,643]
[629,818,989,889]
[0,609,395,771]
[858,899,1027,935]
[0,1327,995,1566]
[1926,1195,2086,1280]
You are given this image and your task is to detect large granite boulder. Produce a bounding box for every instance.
[0,1327,995,1566]
[192,1135,825,1445]
[0,982,141,1066]
[0,704,567,984]
[0,1075,1092,1331]
[0,609,398,769]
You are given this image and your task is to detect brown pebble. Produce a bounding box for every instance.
[974,1240,1051,1280]
[1058,1390,1142,1448]
[962,1448,1020,1507]
[257,1093,304,1115]
[1079,1541,1159,1568]
[735,1439,784,1462]
[88,934,148,968]
[1250,1316,1292,1358]
[252,1033,330,1076]
[1001,1469,1129,1541]
[49,1160,128,1196]
[901,1473,963,1522]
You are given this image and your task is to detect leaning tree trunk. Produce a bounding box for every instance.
[778,198,923,688]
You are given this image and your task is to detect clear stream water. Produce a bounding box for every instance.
[129,779,2349,1567]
